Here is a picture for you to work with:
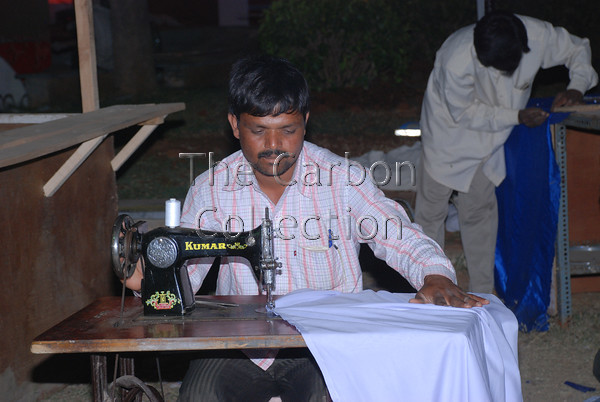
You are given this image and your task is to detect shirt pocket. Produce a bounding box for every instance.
[514,80,531,92]
[295,237,345,290]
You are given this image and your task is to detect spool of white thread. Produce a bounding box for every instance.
[165,198,181,228]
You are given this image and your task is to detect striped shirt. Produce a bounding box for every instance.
[180,141,456,368]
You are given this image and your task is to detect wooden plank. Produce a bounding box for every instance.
[141,116,165,125]
[0,124,30,132]
[32,333,306,354]
[0,104,183,152]
[566,129,600,244]
[552,104,600,113]
[50,0,99,198]
[0,114,76,124]
[571,275,600,294]
[111,123,160,171]
[43,136,106,197]
[74,0,99,112]
[0,103,185,169]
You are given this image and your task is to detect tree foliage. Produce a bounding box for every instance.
[258,0,599,91]
[259,0,410,90]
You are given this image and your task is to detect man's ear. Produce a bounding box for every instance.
[304,112,310,136]
[228,113,240,139]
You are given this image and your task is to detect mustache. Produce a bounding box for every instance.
[258,150,294,159]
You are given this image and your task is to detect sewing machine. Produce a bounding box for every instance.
[111,208,281,316]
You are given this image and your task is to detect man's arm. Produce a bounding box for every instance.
[534,21,598,110]
[122,259,143,292]
[121,257,215,295]
[343,171,461,297]
[347,185,487,308]
[435,67,520,133]
[538,23,598,97]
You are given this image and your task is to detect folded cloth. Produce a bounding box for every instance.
[274,289,521,402]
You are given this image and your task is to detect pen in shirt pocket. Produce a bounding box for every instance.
[328,229,338,250]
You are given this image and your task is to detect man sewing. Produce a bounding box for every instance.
[126,55,488,401]
[415,10,598,294]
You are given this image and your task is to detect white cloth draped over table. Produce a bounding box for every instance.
[274,289,521,402]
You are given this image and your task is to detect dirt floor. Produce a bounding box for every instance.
[22,25,600,401]
[518,293,600,401]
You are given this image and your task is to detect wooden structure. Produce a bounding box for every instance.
[566,125,600,295]
[31,296,304,354]
[553,107,600,323]
[32,296,303,401]
[0,0,185,391]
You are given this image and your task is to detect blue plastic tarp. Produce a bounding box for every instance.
[495,98,568,332]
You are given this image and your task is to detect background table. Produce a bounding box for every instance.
[554,108,600,324]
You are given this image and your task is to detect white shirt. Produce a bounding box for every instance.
[420,15,598,192]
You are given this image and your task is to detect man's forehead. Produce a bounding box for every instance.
[240,112,305,127]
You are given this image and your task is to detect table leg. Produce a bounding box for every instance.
[120,355,135,376]
[119,355,141,402]
[91,354,107,402]
[554,123,572,325]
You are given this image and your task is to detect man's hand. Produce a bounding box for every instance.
[551,89,584,110]
[121,259,143,292]
[409,275,489,308]
[518,107,549,127]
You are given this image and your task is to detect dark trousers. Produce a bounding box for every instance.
[177,349,329,402]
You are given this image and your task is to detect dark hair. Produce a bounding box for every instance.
[228,55,310,119]
[474,10,530,74]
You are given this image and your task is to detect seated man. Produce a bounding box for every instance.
[126,55,488,402]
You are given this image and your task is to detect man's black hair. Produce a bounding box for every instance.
[228,55,310,119]
[474,10,530,74]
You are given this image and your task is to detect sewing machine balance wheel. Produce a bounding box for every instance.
[111,214,142,280]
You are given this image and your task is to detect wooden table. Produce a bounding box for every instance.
[31,296,305,400]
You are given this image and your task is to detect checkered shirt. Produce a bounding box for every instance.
[180,141,456,369]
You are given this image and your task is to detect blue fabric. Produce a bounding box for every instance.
[494,98,567,332]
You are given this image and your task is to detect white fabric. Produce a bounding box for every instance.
[420,15,598,192]
[0,56,27,111]
[274,289,522,402]
[353,142,462,232]
[352,142,421,192]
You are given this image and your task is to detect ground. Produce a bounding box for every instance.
[24,25,600,401]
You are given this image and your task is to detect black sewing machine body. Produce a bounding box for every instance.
[111,213,279,317]
[140,226,263,316]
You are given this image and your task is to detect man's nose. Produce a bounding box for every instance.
[264,130,281,149]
